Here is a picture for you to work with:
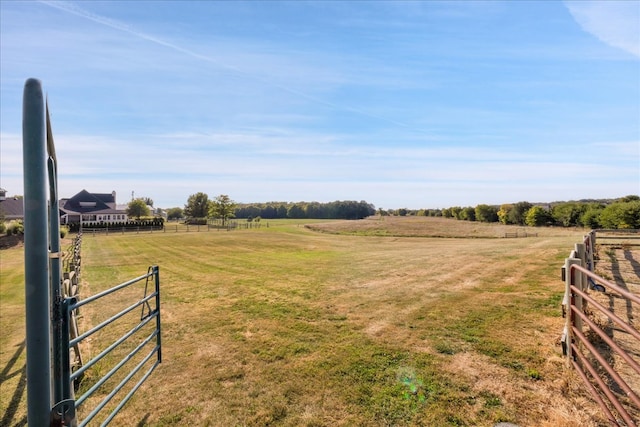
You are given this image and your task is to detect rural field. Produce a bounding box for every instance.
[0,217,614,426]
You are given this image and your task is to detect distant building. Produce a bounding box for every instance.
[0,188,24,220]
[59,190,128,226]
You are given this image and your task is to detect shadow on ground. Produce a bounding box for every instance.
[1,340,27,427]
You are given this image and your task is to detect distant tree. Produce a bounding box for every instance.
[475,204,499,223]
[497,204,512,224]
[449,206,462,220]
[305,202,322,219]
[127,198,150,219]
[184,192,210,219]
[620,195,640,202]
[580,204,604,229]
[508,202,532,225]
[599,200,640,229]
[459,207,476,221]
[552,202,586,227]
[143,197,154,208]
[287,204,305,219]
[166,207,183,220]
[397,208,408,217]
[357,201,376,219]
[525,206,552,227]
[209,194,236,226]
[262,205,277,219]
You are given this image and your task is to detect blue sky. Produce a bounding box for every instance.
[1,1,638,210]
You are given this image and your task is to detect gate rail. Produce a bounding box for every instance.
[59,266,162,426]
[595,229,640,247]
[562,231,640,426]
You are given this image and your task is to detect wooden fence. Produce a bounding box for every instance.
[562,230,639,426]
[62,233,83,378]
[81,221,268,236]
[595,229,640,247]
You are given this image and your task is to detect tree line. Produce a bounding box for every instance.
[235,200,376,220]
[166,193,638,229]
[387,195,640,229]
[169,194,376,222]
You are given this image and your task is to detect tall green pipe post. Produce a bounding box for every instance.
[47,102,66,405]
[23,78,51,426]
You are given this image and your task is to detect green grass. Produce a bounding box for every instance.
[1,219,604,426]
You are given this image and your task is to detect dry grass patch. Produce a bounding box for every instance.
[306,216,579,239]
[2,219,610,426]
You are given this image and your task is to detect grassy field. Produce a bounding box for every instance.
[1,217,608,426]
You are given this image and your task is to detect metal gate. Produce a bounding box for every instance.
[22,78,162,426]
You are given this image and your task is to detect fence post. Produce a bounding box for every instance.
[23,78,52,426]
[154,266,162,363]
[588,231,596,271]
[563,257,583,363]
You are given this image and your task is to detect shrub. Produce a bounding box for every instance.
[60,225,69,238]
[7,220,24,235]
[0,221,6,235]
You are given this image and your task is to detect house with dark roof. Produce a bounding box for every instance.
[0,188,24,220]
[59,190,128,225]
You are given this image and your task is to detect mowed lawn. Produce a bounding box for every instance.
[1,218,606,426]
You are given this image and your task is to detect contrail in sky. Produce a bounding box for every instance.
[40,0,419,131]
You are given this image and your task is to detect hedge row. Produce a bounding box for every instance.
[68,219,164,232]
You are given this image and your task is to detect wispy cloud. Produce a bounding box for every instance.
[2,2,638,208]
[565,0,640,58]
[39,0,424,130]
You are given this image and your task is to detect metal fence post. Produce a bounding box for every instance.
[154,266,162,363]
[46,102,65,410]
[23,78,51,426]
[588,231,596,271]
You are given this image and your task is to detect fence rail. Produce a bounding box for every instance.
[595,229,640,247]
[67,266,162,426]
[80,221,269,236]
[562,230,639,426]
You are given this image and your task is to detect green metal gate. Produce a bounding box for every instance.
[22,78,162,427]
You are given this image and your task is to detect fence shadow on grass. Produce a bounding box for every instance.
[136,413,151,426]
[0,340,27,427]
[623,249,640,284]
